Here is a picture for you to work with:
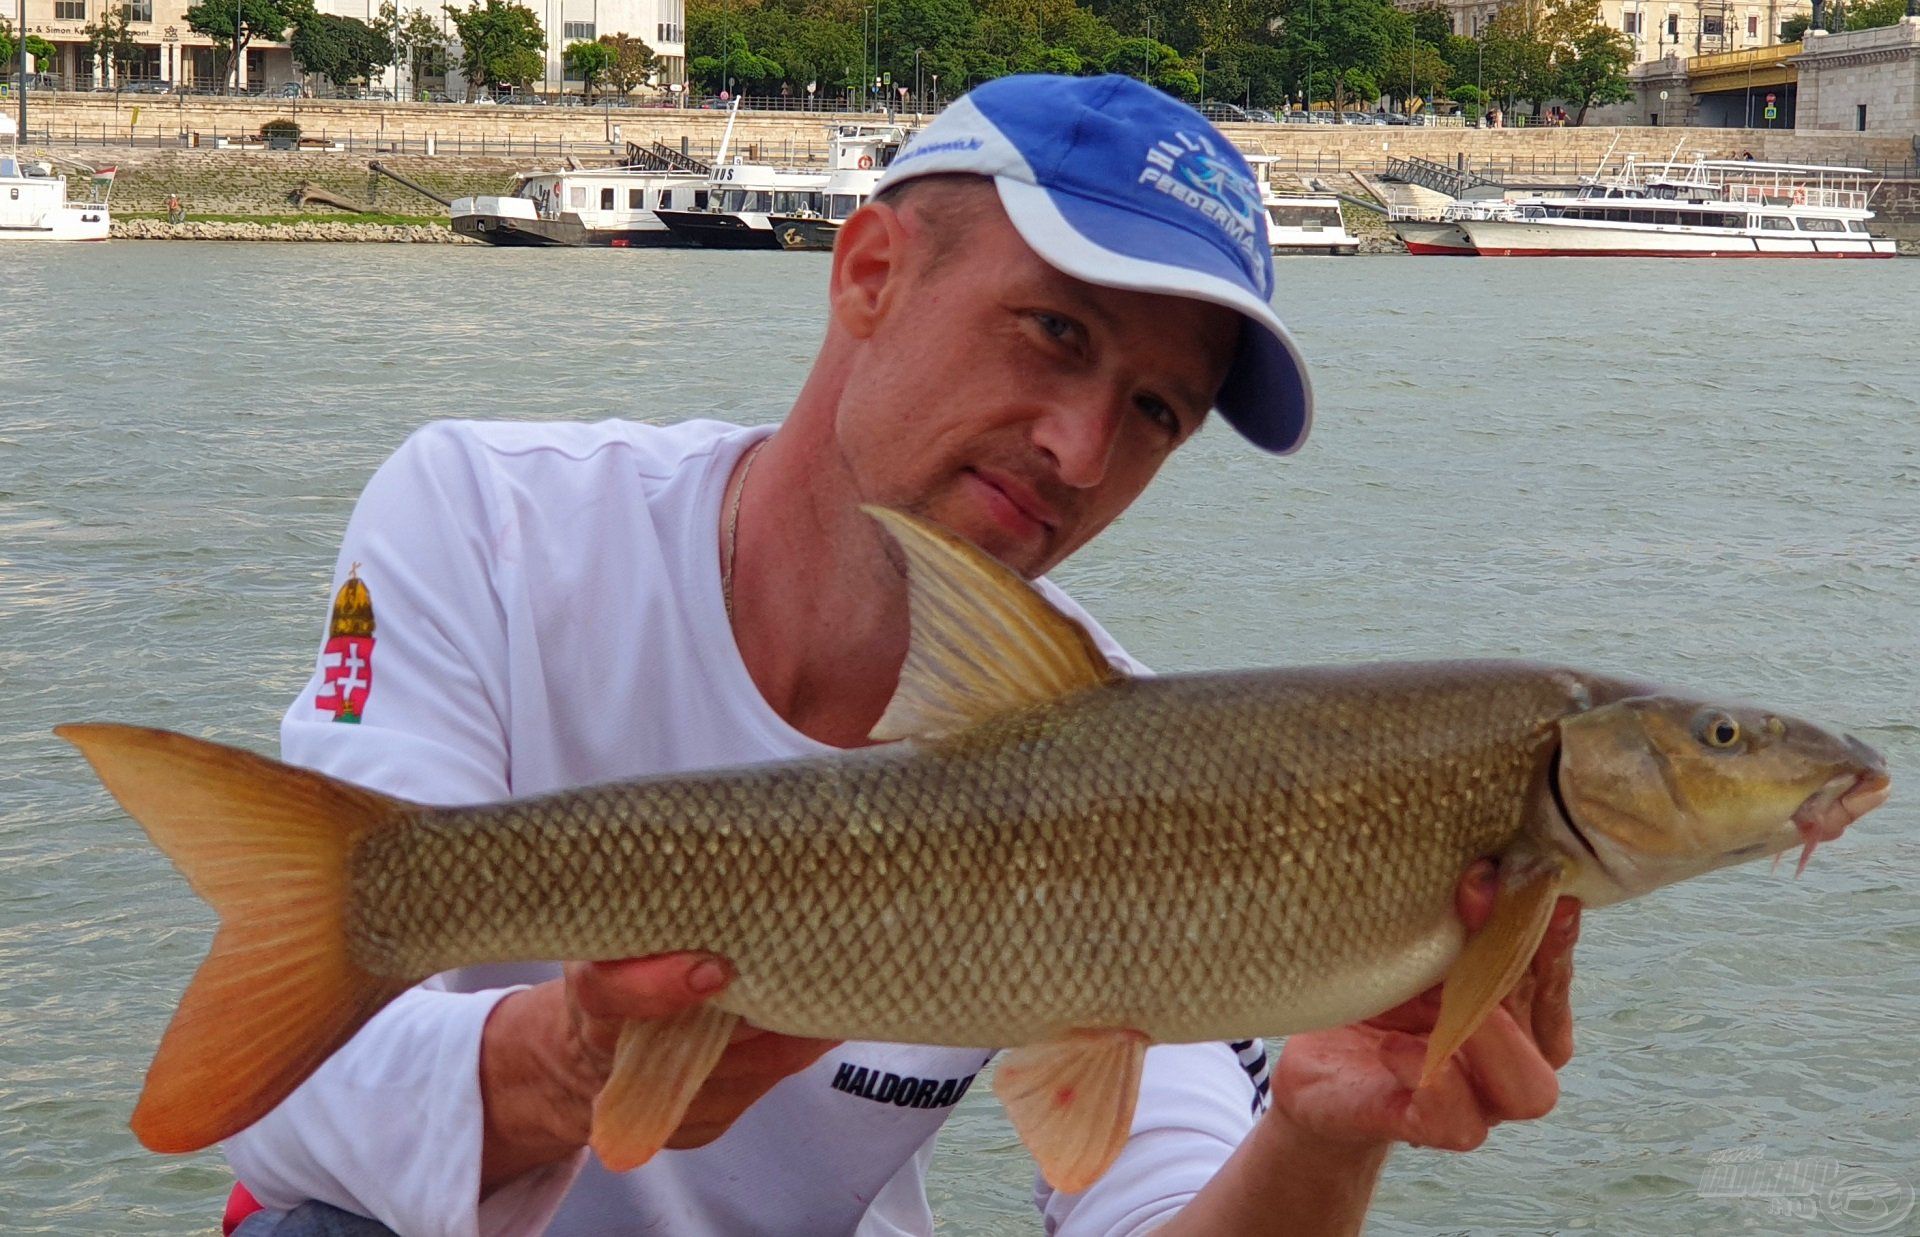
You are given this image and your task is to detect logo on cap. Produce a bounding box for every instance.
[1138,132,1269,297]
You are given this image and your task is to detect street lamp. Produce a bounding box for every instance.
[913,46,921,110]
[929,72,937,109]
[806,79,815,111]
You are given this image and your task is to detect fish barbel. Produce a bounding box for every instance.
[59,508,1891,1191]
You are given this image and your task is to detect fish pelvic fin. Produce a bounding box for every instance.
[54,722,414,1154]
[1420,853,1569,1088]
[591,1004,739,1172]
[993,1028,1148,1194]
[861,506,1120,743]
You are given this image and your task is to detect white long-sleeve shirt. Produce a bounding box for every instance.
[226,418,1268,1236]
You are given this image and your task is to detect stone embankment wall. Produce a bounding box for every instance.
[40,147,526,215]
[113,218,474,241]
[30,92,1920,170]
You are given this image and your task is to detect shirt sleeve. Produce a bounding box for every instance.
[224,423,584,1237]
[1033,1041,1266,1237]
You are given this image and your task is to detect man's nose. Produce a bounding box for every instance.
[1030,398,1123,490]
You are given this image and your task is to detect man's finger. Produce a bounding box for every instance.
[571,953,734,1023]
[1529,902,1580,1068]
[1454,1005,1560,1123]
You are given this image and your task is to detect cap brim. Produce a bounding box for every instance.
[994,177,1313,455]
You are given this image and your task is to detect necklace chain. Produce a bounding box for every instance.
[723,440,767,623]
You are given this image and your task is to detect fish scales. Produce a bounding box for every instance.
[346,662,1605,1047]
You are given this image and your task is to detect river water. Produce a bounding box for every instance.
[2,244,1916,1235]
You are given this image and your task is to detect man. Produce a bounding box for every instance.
[227,75,1577,1235]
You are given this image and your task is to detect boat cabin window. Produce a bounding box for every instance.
[570,186,588,209]
[827,193,862,219]
[630,188,645,209]
[694,190,710,210]
[772,190,820,214]
[1799,216,1843,233]
[0,156,17,178]
[1266,205,1341,229]
[601,188,615,211]
[719,189,773,213]
[1760,215,1794,231]
[1846,219,1868,233]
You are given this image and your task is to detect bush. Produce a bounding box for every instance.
[260,117,303,139]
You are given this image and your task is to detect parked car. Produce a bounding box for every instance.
[1198,101,1252,123]
[1244,107,1279,123]
[5,72,63,91]
[120,79,173,94]
[1282,111,1316,125]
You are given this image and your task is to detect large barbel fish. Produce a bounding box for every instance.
[60,509,1890,1191]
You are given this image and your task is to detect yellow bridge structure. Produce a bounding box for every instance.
[1686,41,1805,95]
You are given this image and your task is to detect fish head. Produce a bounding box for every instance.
[1550,695,1890,905]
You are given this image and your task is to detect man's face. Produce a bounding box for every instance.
[831,190,1242,579]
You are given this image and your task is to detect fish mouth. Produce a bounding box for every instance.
[1784,767,1891,876]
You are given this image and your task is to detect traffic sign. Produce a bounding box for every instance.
[1764,105,1778,120]
[1766,92,1776,103]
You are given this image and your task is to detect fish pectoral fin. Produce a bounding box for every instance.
[862,506,1120,743]
[993,1028,1148,1194]
[590,1004,739,1173]
[1420,854,1569,1087]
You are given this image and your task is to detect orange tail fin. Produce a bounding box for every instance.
[56,723,416,1153]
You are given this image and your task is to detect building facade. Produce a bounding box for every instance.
[13,0,683,96]
[1399,0,1811,63]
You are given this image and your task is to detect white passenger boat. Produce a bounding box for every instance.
[451,167,710,247]
[1458,156,1896,259]
[1243,156,1358,255]
[1389,199,1513,255]
[0,114,113,242]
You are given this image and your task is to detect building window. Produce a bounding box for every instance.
[54,0,84,17]
[122,0,151,20]
[1666,11,1679,36]
[1747,13,1758,34]
[564,20,594,40]
[1703,14,1724,35]
[1624,12,1640,32]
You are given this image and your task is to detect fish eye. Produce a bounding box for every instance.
[1695,711,1742,750]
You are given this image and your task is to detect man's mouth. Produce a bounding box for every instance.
[966,467,1058,537]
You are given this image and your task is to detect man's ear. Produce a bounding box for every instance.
[829,201,910,341]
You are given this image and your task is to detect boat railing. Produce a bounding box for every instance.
[1724,182,1867,211]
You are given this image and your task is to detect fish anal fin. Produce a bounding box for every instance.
[1420,854,1568,1087]
[993,1028,1148,1194]
[862,506,1119,743]
[54,722,416,1152]
[591,1004,739,1173]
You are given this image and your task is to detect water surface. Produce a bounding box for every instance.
[2,245,1916,1234]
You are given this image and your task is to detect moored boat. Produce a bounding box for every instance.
[1243,156,1359,255]
[767,124,908,252]
[1459,157,1896,258]
[451,167,709,247]
[0,115,113,242]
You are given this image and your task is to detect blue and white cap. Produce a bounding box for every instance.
[878,74,1312,455]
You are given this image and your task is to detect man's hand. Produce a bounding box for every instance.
[1155,860,1580,1236]
[479,954,838,1195]
[1271,858,1579,1154]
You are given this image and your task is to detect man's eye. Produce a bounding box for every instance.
[1031,311,1074,343]
[1137,396,1182,437]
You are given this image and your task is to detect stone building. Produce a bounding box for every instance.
[1791,18,1920,130]
[1396,0,1810,62]
[11,0,684,96]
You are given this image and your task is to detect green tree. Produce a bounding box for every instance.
[382,1,450,97]
[187,0,311,92]
[292,12,394,89]
[1479,0,1556,116]
[1549,0,1630,124]
[85,6,142,85]
[1,14,58,72]
[1278,0,1402,111]
[1843,0,1909,28]
[597,32,657,96]
[446,0,546,94]
[564,39,612,96]
[1382,40,1450,109]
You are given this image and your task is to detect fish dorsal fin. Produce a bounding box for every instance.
[994,1028,1149,1194]
[1420,852,1569,1086]
[864,506,1119,743]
